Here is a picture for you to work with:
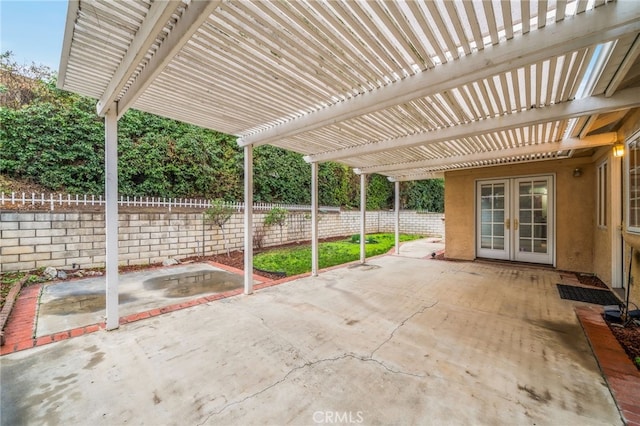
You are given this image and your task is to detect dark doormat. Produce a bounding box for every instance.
[556,284,620,306]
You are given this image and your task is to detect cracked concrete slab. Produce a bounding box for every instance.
[0,240,621,425]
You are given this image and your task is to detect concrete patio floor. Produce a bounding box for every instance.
[0,240,622,425]
[34,263,248,337]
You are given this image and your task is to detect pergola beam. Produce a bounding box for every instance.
[386,133,618,181]
[389,173,445,183]
[96,0,182,117]
[605,34,640,97]
[307,87,640,163]
[360,133,618,175]
[238,1,640,148]
[585,110,630,134]
[115,1,221,119]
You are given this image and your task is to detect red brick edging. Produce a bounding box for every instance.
[0,283,42,354]
[576,306,640,426]
[0,264,304,356]
[0,274,31,345]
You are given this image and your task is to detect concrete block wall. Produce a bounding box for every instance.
[0,210,444,273]
[320,210,445,237]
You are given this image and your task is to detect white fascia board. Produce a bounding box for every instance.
[239,1,640,147]
[115,0,222,119]
[367,133,617,175]
[305,87,640,163]
[57,0,80,90]
[96,0,182,117]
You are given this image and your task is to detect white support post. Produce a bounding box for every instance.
[395,181,400,255]
[244,145,254,295]
[311,162,319,276]
[611,154,623,288]
[360,173,367,264]
[104,110,119,330]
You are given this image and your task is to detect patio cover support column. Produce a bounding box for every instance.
[611,154,623,287]
[311,162,319,276]
[244,144,254,295]
[105,110,119,330]
[360,173,367,264]
[395,181,400,255]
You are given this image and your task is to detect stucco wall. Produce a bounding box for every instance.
[619,109,640,307]
[592,147,614,288]
[444,157,596,273]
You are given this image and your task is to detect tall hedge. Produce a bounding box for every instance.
[0,52,444,211]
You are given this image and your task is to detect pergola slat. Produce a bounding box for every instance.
[57,0,638,181]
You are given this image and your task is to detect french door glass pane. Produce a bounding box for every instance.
[493,237,504,250]
[481,236,492,249]
[519,180,548,254]
[534,239,547,253]
[480,183,505,250]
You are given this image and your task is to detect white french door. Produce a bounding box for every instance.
[477,176,554,265]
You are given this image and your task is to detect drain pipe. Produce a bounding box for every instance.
[625,247,633,315]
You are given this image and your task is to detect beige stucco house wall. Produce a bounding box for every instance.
[444,157,596,273]
[591,147,614,289]
[444,108,639,308]
[619,110,640,308]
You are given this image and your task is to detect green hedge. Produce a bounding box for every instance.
[0,53,444,211]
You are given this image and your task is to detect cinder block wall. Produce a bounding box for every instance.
[0,210,444,272]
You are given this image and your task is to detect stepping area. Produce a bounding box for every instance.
[0,239,636,425]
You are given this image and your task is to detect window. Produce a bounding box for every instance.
[597,161,607,228]
[627,135,640,233]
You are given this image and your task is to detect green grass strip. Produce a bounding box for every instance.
[254,233,422,276]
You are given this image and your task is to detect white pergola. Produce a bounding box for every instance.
[58,0,640,329]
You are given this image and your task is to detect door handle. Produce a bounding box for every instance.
[514,218,519,230]
[505,219,510,230]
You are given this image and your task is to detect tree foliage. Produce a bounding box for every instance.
[0,51,58,108]
[402,179,445,212]
[366,174,394,210]
[254,146,310,204]
[264,207,287,228]
[204,199,235,256]
[0,52,444,212]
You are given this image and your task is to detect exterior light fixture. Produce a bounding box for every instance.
[613,143,625,157]
[573,168,582,177]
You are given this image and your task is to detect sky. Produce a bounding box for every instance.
[1,0,68,71]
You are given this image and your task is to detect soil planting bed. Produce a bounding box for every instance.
[608,322,640,369]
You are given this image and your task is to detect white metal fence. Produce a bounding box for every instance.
[0,192,340,212]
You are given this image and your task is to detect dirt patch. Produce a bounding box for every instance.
[607,321,640,370]
[575,273,608,289]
